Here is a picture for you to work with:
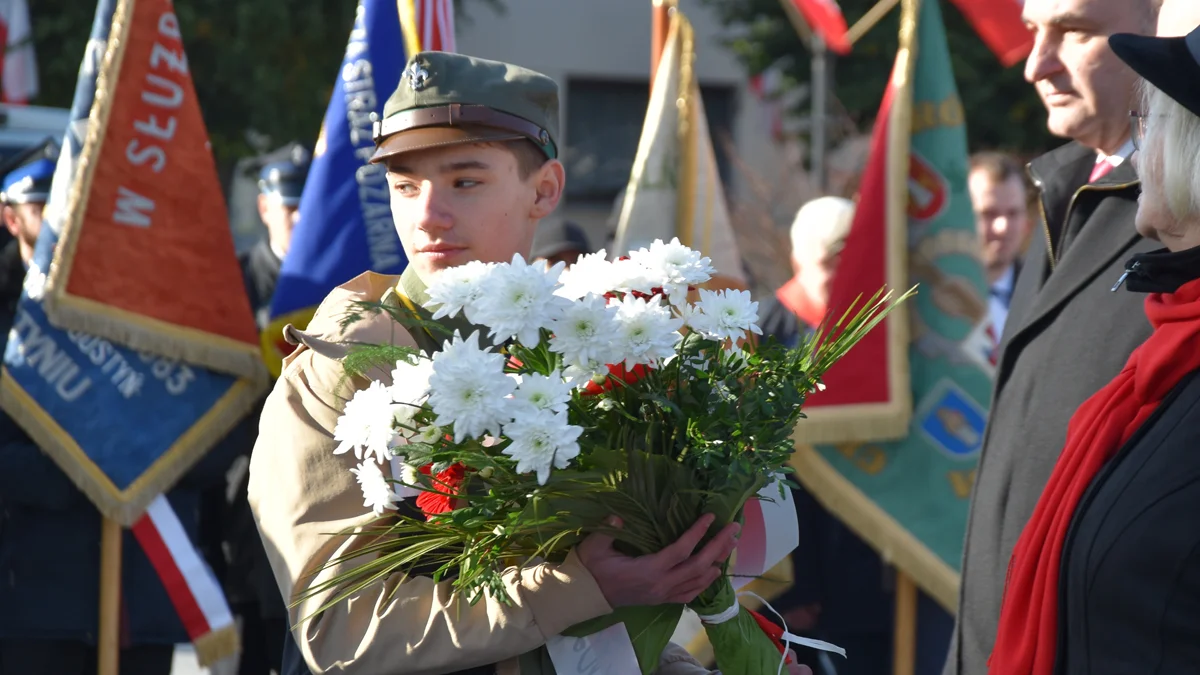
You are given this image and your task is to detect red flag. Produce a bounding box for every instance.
[790,0,852,55]
[41,0,263,379]
[947,0,1032,67]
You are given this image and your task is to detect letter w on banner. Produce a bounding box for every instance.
[263,0,454,377]
[789,0,993,612]
[0,0,261,664]
[35,0,264,381]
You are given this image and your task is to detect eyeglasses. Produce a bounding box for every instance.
[1130,111,1149,151]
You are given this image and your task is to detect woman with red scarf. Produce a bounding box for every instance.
[989,23,1200,675]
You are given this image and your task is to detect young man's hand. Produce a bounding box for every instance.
[577,513,740,607]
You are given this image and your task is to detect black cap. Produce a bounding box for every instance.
[258,144,311,207]
[531,220,591,261]
[1110,26,1200,117]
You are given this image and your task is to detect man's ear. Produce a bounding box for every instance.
[2,206,18,238]
[529,159,565,220]
[257,193,271,222]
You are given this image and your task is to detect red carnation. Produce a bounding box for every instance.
[416,462,469,519]
[582,362,652,396]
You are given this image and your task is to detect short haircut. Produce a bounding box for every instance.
[504,139,550,180]
[969,152,1024,185]
[1139,81,1200,221]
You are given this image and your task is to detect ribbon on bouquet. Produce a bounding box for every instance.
[130,495,238,664]
[545,477,803,674]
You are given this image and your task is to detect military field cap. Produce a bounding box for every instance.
[370,51,560,164]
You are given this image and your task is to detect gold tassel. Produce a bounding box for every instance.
[193,624,241,668]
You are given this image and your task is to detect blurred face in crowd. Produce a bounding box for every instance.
[1156,0,1200,36]
[3,201,43,263]
[258,194,300,258]
[792,246,841,312]
[1023,0,1154,154]
[536,248,586,270]
[386,141,564,280]
[969,170,1029,282]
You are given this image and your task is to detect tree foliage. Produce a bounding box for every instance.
[698,0,1057,156]
[29,0,500,169]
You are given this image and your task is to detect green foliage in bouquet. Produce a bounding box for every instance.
[297,245,911,674]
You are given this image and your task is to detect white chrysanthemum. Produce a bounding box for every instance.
[555,250,616,299]
[333,381,399,464]
[607,258,658,296]
[350,460,400,515]
[424,260,495,322]
[428,331,517,442]
[548,294,619,378]
[510,371,573,415]
[412,424,444,445]
[502,409,583,485]
[630,238,715,305]
[389,357,435,428]
[472,253,571,347]
[611,294,684,367]
[687,289,763,343]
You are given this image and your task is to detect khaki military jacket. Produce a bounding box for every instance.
[248,268,714,675]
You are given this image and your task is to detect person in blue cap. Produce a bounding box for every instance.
[240,145,311,331]
[1,157,53,268]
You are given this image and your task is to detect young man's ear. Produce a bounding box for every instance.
[257,193,271,222]
[2,206,18,238]
[529,159,565,220]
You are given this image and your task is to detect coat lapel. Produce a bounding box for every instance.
[1006,161,1141,348]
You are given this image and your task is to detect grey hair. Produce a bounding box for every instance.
[1138,80,1200,222]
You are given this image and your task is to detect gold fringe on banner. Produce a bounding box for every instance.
[40,0,267,383]
[193,624,241,668]
[786,0,918,447]
[790,442,959,613]
[0,372,265,526]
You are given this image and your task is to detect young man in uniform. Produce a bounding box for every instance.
[249,53,806,675]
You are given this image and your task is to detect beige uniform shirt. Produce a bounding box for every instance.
[249,269,714,675]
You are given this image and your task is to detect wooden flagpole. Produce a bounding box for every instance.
[98,517,123,675]
[893,570,918,675]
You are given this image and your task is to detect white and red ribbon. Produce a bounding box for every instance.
[131,494,238,666]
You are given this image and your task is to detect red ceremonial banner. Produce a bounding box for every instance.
[789,0,852,55]
[948,0,1033,67]
[43,0,263,380]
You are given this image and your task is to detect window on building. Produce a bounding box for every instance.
[563,77,736,204]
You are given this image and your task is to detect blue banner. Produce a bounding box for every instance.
[265,0,409,376]
[0,0,261,526]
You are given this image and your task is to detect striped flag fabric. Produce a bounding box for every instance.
[788,0,852,55]
[0,0,37,104]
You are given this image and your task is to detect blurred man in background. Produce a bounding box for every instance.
[967,152,1030,339]
[531,218,591,268]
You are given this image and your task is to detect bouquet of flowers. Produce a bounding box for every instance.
[306,239,908,674]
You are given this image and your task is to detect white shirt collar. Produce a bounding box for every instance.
[1095,139,1135,168]
[270,240,286,262]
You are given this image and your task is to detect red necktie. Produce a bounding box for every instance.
[1089,160,1114,183]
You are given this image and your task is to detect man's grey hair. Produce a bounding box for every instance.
[1139,80,1200,222]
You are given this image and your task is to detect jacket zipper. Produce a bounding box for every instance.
[1110,260,1143,292]
[1028,165,1138,270]
[1053,376,1191,673]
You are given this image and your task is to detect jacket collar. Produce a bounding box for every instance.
[1118,245,1200,294]
[396,266,487,353]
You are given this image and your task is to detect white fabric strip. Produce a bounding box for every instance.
[146,495,234,630]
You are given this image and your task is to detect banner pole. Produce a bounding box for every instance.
[810,33,829,192]
[98,517,122,675]
[893,569,918,675]
[846,0,901,46]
